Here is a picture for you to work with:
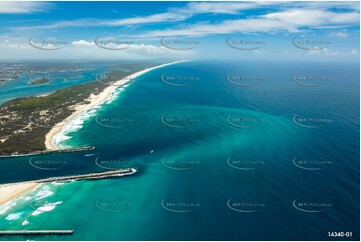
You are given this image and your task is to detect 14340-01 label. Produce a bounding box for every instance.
[328,232,352,237]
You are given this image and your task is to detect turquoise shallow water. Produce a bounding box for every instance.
[0,60,359,240]
[0,63,109,105]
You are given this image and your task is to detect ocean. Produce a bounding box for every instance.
[0,60,359,240]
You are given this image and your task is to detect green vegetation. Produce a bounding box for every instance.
[30,77,51,85]
[0,62,163,155]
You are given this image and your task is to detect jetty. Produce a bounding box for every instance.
[36,168,136,183]
[0,230,73,236]
[1,168,136,187]
[0,146,95,158]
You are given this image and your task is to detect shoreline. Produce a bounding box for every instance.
[0,168,136,207]
[0,182,39,207]
[45,60,188,150]
[0,61,185,210]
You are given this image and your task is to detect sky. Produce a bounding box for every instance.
[0,1,359,61]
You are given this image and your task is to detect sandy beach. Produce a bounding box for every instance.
[0,182,39,207]
[45,60,188,150]
[0,62,187,211]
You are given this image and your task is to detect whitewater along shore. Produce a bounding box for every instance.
[0,168,136,206]
[0,183,39,207]
[45,60,188,150]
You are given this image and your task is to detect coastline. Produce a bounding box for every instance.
[0,61,186,209]
[0,183,39,207]
[45,60,188,150]
[0,168,136,207]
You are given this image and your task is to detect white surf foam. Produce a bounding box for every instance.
[34,185,54,200]
[51,61,186,149]
[51,181,64,186]
[31,201,62,216]
[51,68,147,148]
[0,202,17,215]
[5,212,22,221]
[52,106,101,149]
[22,219,30,226]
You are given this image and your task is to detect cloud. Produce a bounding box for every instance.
[103,12,189,26]
[72,40,95,46]
[305,47,361,57]
[17,12,190,30]
[15,2,360,36]
[15,2,275,29]
[16,2,269,29]
[137,18,298,38]
[351,49,359,55]
[264,9,359,26]
[0,35,193,60]
[0,2,52,14]
[133,9,359,38]
[183,2,266,14]
[183,2,360,15]
[1,2,359,61]
[300,1,360,11]
[329,30,349,39]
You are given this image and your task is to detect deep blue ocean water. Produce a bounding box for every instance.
[0,60,359,240]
